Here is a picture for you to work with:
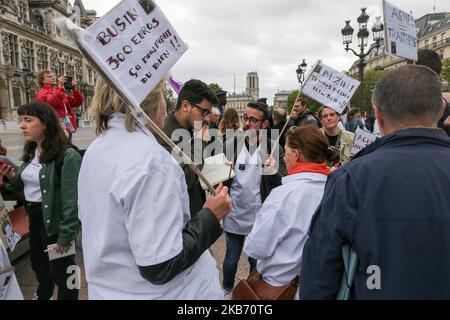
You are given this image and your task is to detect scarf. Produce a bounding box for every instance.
[288,162,331,176]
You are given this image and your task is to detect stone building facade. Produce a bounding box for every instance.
[273,90,293,109]
[0,0,97,121]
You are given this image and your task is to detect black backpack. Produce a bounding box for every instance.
[55,145,85,177]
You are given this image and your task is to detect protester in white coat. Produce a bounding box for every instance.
[244,125,333,299]
[78,78,232,300]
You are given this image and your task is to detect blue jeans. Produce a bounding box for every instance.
[222,232,256,291]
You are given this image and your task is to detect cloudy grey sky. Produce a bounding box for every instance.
[78,0,449,103]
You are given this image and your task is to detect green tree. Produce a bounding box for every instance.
[164,83,176,113]
[442,58,450,86]
[350,69,387,113]
[286,90,322,114]
[208,83,222,93]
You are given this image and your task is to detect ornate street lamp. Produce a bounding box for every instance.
[296,59,308,84]
[341,8,384,109]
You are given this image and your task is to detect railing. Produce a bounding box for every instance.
[420,37,450,49]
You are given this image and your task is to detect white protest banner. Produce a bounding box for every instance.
[383,0,417,61]
[78,0,188,107]
[54,0,217,194]
[302,61,360,114]
[351,127,378,156]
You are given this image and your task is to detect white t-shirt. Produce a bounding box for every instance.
[21,150,42,202]
[244,172,327,287]
[78,113,223,300]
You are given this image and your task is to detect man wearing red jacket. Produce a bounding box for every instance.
[35,69,83,141]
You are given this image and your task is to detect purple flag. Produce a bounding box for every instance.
[167,76,183,95]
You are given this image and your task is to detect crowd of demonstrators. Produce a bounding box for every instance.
[299,64,450,299]
[5,51,450,302]
[318,106,354,166]
[78,77,231,299]
[0,102,81,300]
[288,98,320,128]
[344,108,365,133]
[35,69,83,142]
[156,79,217,217]
[221,101,286,298]
[244,125,335,299]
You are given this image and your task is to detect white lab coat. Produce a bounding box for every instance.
[244,172,327,287]
[223,145,262,235]
[78,114,222,300]
[0,242,23,300]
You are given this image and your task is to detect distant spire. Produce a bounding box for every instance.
[73,0,87,17]
[434,0,436,13]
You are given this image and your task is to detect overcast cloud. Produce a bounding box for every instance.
[78,0,450,103]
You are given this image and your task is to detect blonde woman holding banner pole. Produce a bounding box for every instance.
[78,77,231,299]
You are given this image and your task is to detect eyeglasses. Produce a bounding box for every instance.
[191,103,211,116]
[241,115,264,125]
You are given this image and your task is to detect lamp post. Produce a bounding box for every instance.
[296,59,308,85]
[341,9,384,109]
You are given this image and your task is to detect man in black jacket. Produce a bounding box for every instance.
[299,65,450,299]
[288,97,320,128]
[157,79,218,216]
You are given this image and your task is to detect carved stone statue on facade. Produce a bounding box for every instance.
[2,35,11,64]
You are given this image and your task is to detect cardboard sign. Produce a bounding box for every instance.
[0,195,21,252]
[383,0,417,61]
[351,127,378,156]
[302,61,360,114]
[79,0,188,107]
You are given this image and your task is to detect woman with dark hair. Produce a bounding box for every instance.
[0,102,81,300]
[219,108,242,144]
[243,125,334,300]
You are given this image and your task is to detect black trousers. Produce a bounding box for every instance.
[26,203,79,300]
